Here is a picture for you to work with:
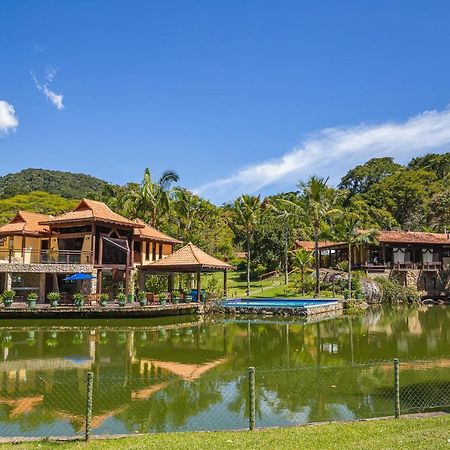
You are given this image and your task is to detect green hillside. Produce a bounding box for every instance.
[0,168,108,199]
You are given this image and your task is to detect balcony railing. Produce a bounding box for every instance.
[0,249,93,265]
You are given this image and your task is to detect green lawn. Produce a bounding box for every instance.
[1,415,449,449]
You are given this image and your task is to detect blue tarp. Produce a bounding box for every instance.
[63,273,95,281]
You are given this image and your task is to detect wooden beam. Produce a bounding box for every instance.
[197,271,201,303]
[223,270,227,297]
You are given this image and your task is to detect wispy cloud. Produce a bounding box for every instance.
[31,67,65,110]
[194,106,450,203]
[0,100,18,135]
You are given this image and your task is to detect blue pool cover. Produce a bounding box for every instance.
[222,298,338,308]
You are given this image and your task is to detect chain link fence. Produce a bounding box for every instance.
[0,357,448,441]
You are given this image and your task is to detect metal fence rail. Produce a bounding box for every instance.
[0,357,448,441]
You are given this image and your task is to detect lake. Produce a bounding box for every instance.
[0,305,448,437]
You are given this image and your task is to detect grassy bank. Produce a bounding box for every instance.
[1,415,449,450]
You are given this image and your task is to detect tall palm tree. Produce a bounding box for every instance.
[172,188,202,241]
[335,215,379,292]
[291,248,313,294]
[122,168,179,227]
[233,195,262,296]
[268,199,297,285]
[286,177,341,296]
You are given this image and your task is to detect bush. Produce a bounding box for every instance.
[374,277,420,304]
[145,276,167,294]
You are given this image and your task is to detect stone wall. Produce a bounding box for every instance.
[0,263,94,273]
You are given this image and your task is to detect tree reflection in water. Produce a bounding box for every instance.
[0,306,448,436]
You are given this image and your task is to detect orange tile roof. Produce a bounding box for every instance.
[377,230,450,245]
[0,211,50,236]
[295,240,339,251]
[40,198,141,228]
[148,242,233,271]
[133,218,181,244]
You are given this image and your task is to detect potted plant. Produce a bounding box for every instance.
[117,292,127,307]
[138,291,147,307]
[27,292,38,309]
[127,292,135,303]
[159,293,167,307]
[172,292,180,304]
[2,290,15,308]
[47,291,60,307]
[73,292,84,308]
[99,293,109,307]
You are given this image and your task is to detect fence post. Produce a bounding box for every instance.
[85,371,94,441]
[394,358,400,418]
[248,366,256,431]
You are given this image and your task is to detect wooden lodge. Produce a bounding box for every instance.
[296,230,450,273]
[0,199,182,302]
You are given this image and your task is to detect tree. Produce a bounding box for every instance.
[363,169,440,229]
[233,195,262,296]
[407,152,450,179]
[122,168,179,227]
[298,177,341,296]
[339,157,402,195]
[334,215,379,292]
[172,188,202,241]
[291,249,313,294]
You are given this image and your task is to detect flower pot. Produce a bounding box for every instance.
[3,299,13,308]
[118,299,126,307]
[128,294,135,303]
[50,300,58,308]
[27,300,37,309]
[74,300,84,308]
[100,299,108,307]
[173,298,180,304]
[139,299,147,307]
[159,299,167,307]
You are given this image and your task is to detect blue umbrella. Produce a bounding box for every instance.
[63,273,96,281]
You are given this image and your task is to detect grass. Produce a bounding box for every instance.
[1,415,449,449]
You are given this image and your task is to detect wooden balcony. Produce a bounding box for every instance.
[0,249,93,265]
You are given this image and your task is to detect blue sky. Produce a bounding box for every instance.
[2,1,450,203]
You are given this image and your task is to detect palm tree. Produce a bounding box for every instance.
[122,168,179,227]
[291,248,313,294]
[172,188,202,241]
[268,199,297,285]
[233,195,262,296]
[285,177,341,296]
[335,215,379,292]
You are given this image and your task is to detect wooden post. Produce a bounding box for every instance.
[91,223,96,264]
[85,371,94,441]
[248,367,256,430]
[223,270,228,298]
[96,269,102,295]
[98,237,103,266]
[394,358,400,418]
[197,271,201,303]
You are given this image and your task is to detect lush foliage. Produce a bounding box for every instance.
[0,168,107,199]
[374,277,421,304]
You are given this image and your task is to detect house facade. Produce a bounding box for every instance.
[0,199,180,302]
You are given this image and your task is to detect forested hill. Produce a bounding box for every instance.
[0,168,108,199]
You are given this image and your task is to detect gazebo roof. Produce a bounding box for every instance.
[146,242,233,272]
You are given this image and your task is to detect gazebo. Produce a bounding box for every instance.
[141,242,233,302]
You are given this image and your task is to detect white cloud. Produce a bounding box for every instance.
[31,69,65,110]
[0,100,18,135]
[194,106,450,203]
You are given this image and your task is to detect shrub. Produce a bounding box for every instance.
[2,290,15,301]
[374,277,420,304]
[47,292,60,302]
[27,292,38,301]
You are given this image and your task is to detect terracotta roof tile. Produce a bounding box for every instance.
[0,211,50,236]
[295,240,339,251]
[148,242,233,271]
[377,230,450,245]
[133,219,181,244]
[40,199,140,228]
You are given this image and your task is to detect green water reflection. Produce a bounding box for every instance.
[0,306,448,436]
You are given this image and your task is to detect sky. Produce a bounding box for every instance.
[2,1,450,204]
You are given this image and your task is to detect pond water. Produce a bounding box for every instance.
[0,306,448,437]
